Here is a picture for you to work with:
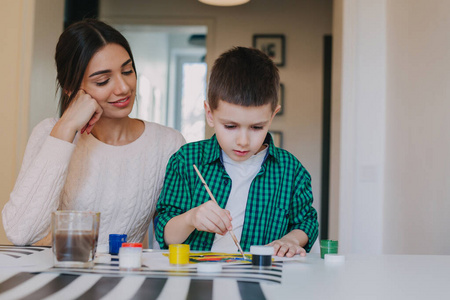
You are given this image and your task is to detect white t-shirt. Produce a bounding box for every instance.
[210,147,268,253]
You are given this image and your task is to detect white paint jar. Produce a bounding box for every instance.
[119,243,142,271]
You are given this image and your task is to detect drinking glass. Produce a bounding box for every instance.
[52,211,100,268]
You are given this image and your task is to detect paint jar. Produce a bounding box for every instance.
[197,263,222,273]
[250,245,274,267]
[324,253,345,264]
[169,244,190,265]
[119,243,142,271]
[109,234,127,255]
[320,240,338,259]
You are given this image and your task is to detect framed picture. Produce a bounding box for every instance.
[277,83,284,115]
[269,131,283,148]
[253,34,285,66]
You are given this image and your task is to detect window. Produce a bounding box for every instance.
[178,59,207,142]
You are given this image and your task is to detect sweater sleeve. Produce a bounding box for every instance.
[2,119,76,245]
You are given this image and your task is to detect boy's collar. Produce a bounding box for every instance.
[202,133,280,165]
[265,133,280,161]
[202,135,221,165]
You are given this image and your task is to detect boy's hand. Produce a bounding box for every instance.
[188,200,232,235]
[267,236,306,258]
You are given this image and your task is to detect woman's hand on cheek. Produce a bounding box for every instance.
[68,90,103,134]
[51,90,103,142]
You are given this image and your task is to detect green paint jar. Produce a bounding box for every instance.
[320,240,338,259]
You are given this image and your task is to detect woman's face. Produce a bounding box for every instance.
[81,43,136,119]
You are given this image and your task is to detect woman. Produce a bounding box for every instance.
[2,19,185,248]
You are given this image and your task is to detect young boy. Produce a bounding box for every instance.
[155,47,318,257]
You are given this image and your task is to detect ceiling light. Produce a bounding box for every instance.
[198,0,250,6]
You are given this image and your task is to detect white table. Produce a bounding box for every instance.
[1,246,450,300]
[270,254,450,300]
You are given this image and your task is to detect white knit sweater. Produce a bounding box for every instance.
[2,118,185,247]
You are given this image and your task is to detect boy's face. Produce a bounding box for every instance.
[205,100,280,162]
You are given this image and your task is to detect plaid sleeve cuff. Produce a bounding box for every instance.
[155,214,172,249]
[155,150,190,249]
[295,218,319,252]
[290,166,319,252]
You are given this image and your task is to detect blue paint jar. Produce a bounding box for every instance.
[109,234,127,255]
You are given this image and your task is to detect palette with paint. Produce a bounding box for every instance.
[187,252,253,263]
[162,252,253,263]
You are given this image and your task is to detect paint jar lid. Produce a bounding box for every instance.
[250,245,274,256]
[197,263,222,273]
[119,246,142,270]
[95,253,112,263]
[169,244,190,253]
[324,254,345,263]
[122,243,143,248]
[109,234,127,241]
[320,240,338,248]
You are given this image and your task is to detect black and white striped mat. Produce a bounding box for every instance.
[0,246,282,300]
[0,245,48,258]
[0,272,273,300]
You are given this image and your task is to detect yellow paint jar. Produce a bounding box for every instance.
[169,244,190,265]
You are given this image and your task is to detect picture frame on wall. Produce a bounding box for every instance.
[277,83,284,115]
[253,34,285,66]
[269,131,283,148]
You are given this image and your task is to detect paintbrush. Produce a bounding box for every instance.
[193,164,246,259]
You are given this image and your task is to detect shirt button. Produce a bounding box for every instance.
[223,179,229,185]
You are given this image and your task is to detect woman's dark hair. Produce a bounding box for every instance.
[55,19,136,116]
[207,46,280,112]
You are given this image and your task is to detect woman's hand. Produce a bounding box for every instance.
[51,90,103,142]
[187,200,233,235]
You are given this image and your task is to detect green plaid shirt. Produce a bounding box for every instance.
[155,134,318,252]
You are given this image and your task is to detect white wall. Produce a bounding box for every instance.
[332,0,387,255]
[100,0,333,251]
[0,0,36,244]
[29,0,64,132]
[332,0,450,255]
[383,0,450,254]
[0,0,63,245]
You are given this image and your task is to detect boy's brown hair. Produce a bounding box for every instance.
[207,46,280,112]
